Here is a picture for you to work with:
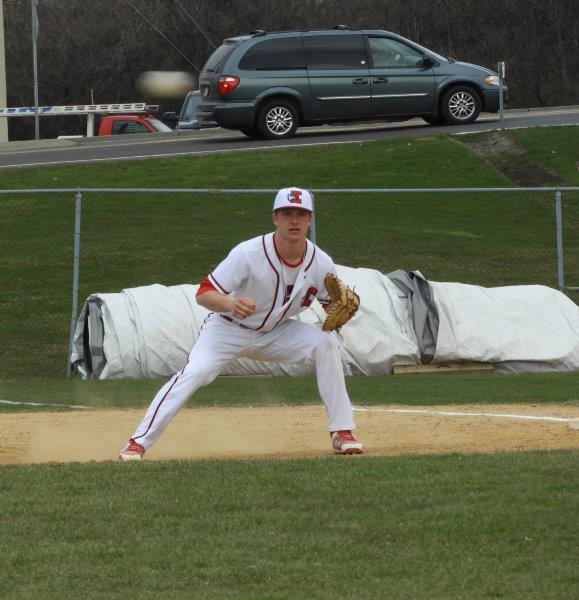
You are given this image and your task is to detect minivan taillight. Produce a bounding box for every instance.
[218,75,240,96]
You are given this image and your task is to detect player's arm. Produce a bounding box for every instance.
[197,290,256,320]
[197,245,257,319]
[196,277,255,319]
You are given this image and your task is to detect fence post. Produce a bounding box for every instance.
[554,188,565,291]
[67,190,82,377]
[309,189,317,245]
[498,61,505,131]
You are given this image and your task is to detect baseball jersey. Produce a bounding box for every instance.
[206,233,336,331]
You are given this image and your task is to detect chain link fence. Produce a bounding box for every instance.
[0,187,577,380]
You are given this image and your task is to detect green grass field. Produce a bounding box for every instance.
[1,372,578,412]
[1,451,577,599]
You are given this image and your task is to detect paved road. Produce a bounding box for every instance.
[0,107,577,170]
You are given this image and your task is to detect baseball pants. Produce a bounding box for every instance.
[132,314,356,449]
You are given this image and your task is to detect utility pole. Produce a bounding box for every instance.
[0,0,8,142]
[31,0,39,140]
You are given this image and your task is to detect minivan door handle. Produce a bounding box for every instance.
[373,77,389,83]
[352,78,369,85]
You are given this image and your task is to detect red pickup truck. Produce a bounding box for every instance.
[97,114,172,135]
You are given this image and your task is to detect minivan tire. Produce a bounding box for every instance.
[257,100,299,139]
[440,85,481,125]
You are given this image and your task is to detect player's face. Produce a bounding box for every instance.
[273,208,312,241]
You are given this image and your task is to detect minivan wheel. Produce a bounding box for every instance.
[441,86,481,125]
[257,100,299,139]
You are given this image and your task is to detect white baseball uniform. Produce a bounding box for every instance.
[131,232,356,449]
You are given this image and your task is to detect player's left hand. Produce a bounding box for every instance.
[322,274,360,332]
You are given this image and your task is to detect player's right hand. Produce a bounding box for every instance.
[230,296,256,320]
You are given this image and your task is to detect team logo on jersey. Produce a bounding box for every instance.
[301,287,318,307]
[287,189,303,204]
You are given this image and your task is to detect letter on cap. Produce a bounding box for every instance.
[287,189,303,204]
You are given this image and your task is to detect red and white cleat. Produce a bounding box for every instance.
[119,438,146,461]
[331,430,364,455]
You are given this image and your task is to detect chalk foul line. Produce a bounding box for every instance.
[0,400,577,426]
[353,406,579,424]
[0,399,90,410]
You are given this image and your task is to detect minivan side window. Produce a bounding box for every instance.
[368,37,424,68]
[239,37,306,70]
[304,34,367,70]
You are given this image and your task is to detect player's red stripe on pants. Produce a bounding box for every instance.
[133,361,188,442]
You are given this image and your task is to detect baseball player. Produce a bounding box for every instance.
[119,187,363,460]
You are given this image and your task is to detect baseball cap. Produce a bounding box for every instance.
[273,187,313,212]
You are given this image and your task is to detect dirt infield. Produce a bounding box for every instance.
[1,404,578,465]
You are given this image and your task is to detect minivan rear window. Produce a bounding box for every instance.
[304,34,367,70]
[239,37,306,70]
[202,41,238,73]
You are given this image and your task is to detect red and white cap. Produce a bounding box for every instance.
[273,187,313,212]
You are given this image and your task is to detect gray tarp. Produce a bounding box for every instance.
[387,270,439,364]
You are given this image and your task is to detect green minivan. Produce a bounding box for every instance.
[197,27,507,139]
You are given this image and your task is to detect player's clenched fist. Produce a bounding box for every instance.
[230,296,256,320]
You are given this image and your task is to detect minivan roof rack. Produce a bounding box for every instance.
[246,26,357,38]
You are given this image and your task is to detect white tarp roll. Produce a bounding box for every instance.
[70,266,579,379]
[431,282,579,373]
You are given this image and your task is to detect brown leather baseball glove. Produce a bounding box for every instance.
[322,273,360,332]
